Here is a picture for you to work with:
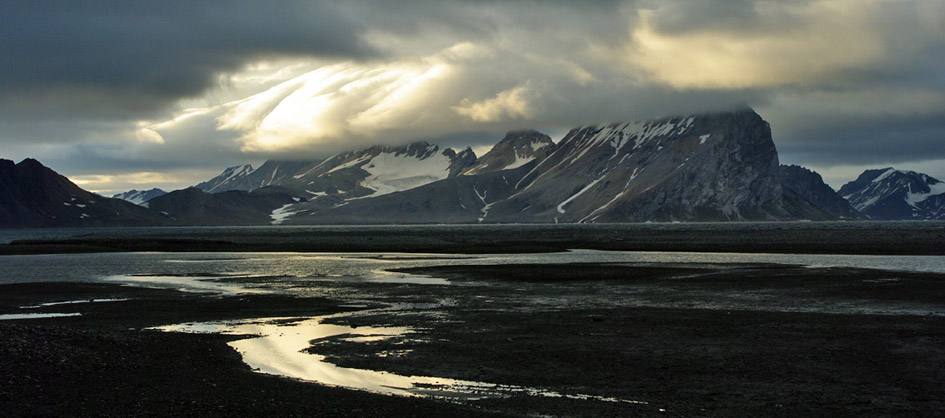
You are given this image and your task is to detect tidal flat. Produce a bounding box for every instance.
[1,224,944,417]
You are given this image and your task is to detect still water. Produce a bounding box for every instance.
[2,249,945,287]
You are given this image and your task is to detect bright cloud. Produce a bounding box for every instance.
[454,83,538,122]
[626,1,886,89]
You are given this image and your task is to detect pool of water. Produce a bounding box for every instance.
[153,312,646,404]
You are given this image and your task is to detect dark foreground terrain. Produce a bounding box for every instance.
[2,222,945,255]
[2,260,944,417]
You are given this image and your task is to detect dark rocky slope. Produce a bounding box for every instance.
[0,159,166,228]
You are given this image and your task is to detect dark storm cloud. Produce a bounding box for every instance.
[776,113,945,166]
[0,0,372,116]
[642,0,812,36]
[1,0,943,191]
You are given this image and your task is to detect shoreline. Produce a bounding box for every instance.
[2,222,945,255]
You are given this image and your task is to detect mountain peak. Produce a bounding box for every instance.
[463,130,555,175]
[16,158,47,170]
[194,164,256,193]
[839,167,945,220]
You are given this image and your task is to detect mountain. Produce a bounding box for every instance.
[483,108,789,222]
[779,165,863,220]
[0,158,166,228]
[112,188,166,205]
[462,130,555,175]
[277,142,477,201]
[839,168,945,220]
[284,108,825,224]
[195,161,312,193]
[194,164,254,193]
[145,186,305,225]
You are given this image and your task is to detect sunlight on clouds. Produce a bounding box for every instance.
[347,64,449,130]
[70,171,194,195]
[133,127,165,144]
[216,55,459,153]
[454,83,537,122]
[627,1,886,89]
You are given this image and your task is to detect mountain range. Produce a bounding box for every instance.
[112,188,167,205]
[2,108,942,227]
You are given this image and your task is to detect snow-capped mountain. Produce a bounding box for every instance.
[278,142,477,201]
[481,108,787,222]
[112,188,166,205]
[839,168,945,220]
[462,130,555,175]
[284,108,824,224]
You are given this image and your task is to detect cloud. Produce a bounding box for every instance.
[625,1,888,89]
[1,0,943,192]
[454,83,539,122]
[0,1,373,117]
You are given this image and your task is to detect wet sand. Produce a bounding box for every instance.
[0,283,502,417]
[2,261,944,417]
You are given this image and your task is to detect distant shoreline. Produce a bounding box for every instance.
[2,222,944,256]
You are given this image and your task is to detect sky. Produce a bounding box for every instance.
[1,0,943,194]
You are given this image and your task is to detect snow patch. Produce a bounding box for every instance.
[906,179,945,207]
[270,203,298,225]
[358,151,452,197]
[268,163,281,185]
[699,134,710,144]
[473,186,493,222]
[557,177,603,214]
[529,140,549,152]
[504,153,536,170]
[872,168,898,184]
[327,155,371,174]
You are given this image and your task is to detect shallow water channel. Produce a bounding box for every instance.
[153,312,646,403]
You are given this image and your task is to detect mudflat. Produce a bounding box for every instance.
[2,257,944,417]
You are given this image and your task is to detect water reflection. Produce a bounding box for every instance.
[21,298,129,309]
[0,313,82,320]
[2,250,945,288]
[154,314,646,404]
[103,274,270,295]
